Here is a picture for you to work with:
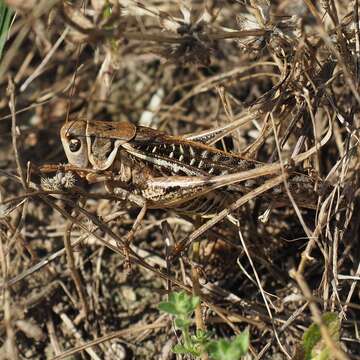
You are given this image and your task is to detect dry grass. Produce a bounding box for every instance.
[0,0,359,359]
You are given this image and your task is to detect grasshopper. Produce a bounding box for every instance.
[58,118,320,215]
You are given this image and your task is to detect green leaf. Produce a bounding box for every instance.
[174,291,199,315]
[175,317,191,329]
[0,1,14,59]
[172,344,189,354]
[207,330,250,360]
[158,291,200,317]
[233,329,250,355]
[102,2,112,18]
[302,312,340,360]
[192,329,212,345]
[313,348,331,360]
[158,302,178,315]
[207,339,232,360]
[172,343,201,357]
[190,295,201,310]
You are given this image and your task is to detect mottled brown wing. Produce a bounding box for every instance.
[123,125,258,177]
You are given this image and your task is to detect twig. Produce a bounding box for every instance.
[52,322,168,360]
[20,27,70,92]
[64,218,90,317]
[235,220,290,359]
[290,269,350,360]
[0,231,19,359]
[8,77,26,190]
[191,218,208,360]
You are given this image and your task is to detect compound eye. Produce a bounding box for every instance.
[68,138,81,152]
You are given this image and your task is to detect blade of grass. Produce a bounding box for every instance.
[0,1,14,59]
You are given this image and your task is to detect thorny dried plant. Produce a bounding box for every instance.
[0,0,360,359]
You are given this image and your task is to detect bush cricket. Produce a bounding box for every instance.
[55,118,321,216]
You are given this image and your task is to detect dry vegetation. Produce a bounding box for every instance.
[0,0,360,359]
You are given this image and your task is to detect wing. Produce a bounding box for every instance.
[122,125,259,177]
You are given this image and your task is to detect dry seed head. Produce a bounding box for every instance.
[41,172,76,191]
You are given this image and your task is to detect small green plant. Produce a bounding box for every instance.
[206,331,249,360]
[295,312,341,360]
[0,1,14,59]
[159,291,249,359]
